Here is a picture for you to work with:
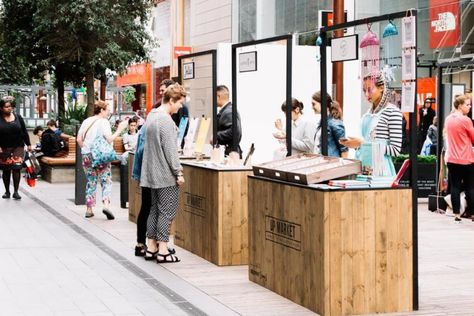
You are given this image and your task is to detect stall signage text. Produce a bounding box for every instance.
[265,215,301,251]
[184,192,206,217]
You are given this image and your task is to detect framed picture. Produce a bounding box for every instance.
[183,62,195,80]
[239,51,257,73]
[402,16,416,48]
[402,49,416,81]
[331,34,358,62]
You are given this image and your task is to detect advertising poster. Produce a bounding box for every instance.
[429,0,460,48]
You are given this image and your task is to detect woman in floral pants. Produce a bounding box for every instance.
[77,101,128,219]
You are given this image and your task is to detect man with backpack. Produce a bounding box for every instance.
[33,120,67,157]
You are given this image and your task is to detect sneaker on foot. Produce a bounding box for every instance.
[2,192,10,199]
[12,192,21,200]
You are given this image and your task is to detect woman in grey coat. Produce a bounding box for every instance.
[140,84,186,263]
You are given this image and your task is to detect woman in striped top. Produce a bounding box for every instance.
[340,72,402,176]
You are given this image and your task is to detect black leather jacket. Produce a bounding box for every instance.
[216,102,242,156]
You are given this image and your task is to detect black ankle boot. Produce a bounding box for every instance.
[12,192,21,200]
[2,192,10,199]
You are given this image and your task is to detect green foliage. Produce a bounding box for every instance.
[1,0,154,113]
[0,28,31,84]
[60,104,87,136]
[392,154,437,164]
[123,86,137,105]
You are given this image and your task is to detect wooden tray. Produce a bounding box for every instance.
[286,158,361,184]
[253,155,361,185]
[252,154,320,181]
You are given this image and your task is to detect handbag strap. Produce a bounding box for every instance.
[83,118,100,139]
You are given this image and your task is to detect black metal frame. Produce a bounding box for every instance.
[320,10,419,310]
[232,35,293,155]
[178,50,218,143]
[436,60,474,183]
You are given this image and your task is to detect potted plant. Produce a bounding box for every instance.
[59,104,87,136]
[392,154,437,198]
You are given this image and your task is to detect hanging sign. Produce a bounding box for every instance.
[401,16,416,48]
[429,0,459,48]
[401,49,416,81]
[174,46,192,59]
[402,81,416,113]
[331,34,358,62]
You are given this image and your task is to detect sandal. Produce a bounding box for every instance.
[102,208,115,220]
[144,249,159,261]
[156,252,180,263]
[135,244,147,257]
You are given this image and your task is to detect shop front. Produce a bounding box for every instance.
[117,63,153,113]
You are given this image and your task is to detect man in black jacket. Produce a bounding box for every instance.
[216,85,242,156]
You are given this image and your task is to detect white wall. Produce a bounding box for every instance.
[232,43,332,163]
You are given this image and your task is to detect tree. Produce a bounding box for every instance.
[34,0,154,116]
[0,2,38,85]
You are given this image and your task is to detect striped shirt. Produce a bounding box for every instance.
[373,104,403,157]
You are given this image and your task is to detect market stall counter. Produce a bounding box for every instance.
[248,175,413,316]
[174,160,252,266]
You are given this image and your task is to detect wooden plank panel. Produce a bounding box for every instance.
[175,165,250,266]
[220,171,250,265]
[350,190,366,314]
[175,166,219,263]
[248,178,326,313]
[329,192,343,316]
[363,190,377,313]
[398,191,413,311]
[375,190,388,313]
[385,190,400,312]
[340,191,354,315]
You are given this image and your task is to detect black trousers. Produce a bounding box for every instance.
[136,186,151,244]
[447,163,474,214]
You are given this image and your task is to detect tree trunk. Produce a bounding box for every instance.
[100,73,107,101]
[56,66,65,127]
[86,71,95,117]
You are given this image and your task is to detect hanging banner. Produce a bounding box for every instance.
[429,0,460,48]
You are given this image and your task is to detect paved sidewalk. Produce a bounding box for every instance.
[0,182,237,316]
[2,179,474,316]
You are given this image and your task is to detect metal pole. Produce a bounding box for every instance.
[286,37,293,156]
[320,29,329,156]
[212,50,218,145]
[410,12,419,311]
[74,125,86,205]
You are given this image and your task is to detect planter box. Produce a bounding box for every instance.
[394,162,436,198]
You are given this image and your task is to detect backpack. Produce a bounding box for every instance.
[41,132,65,156]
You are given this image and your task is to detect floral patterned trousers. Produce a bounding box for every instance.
[82,154,112,208]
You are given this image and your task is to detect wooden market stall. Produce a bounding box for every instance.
[174,161,252,266]
[248,176,413,316]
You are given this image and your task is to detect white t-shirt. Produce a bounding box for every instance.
[122,132,138,153]
[78,117,112,154]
